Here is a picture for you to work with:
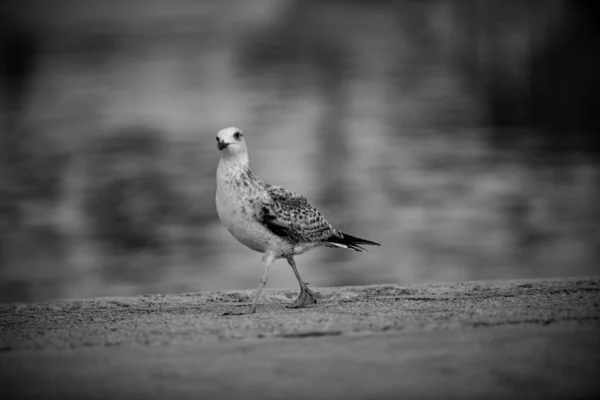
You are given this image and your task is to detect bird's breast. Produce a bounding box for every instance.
[216,169,289,254]
[216,179,253,230]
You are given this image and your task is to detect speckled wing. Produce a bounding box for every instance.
[255,185,341,244]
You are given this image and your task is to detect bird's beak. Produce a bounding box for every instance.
[217,141,229,151]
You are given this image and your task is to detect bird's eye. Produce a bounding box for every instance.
[215,136,219,141]
[234,132,242,140]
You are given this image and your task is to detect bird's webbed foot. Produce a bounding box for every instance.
[287,285,318,309]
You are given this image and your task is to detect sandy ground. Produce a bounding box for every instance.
[1,276,599,399]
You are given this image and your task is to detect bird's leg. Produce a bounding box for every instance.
[223,252,275,316]
[286,257,318,308]
[249,252,276,313]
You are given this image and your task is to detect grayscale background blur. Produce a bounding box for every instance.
[1,0,598,303]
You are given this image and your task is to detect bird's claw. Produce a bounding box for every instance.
[287,286,318,309]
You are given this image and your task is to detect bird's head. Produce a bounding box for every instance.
[216,127,247,158]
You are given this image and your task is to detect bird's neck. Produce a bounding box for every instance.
[218,153,251,178]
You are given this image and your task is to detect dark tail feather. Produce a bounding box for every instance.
[325,231,381,252]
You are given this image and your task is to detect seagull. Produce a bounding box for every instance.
[215,127,381,315]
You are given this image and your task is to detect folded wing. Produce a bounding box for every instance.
[256,185,338,244]
[255,185,381,251]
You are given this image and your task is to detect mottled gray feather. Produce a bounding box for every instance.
[256,185,341,244]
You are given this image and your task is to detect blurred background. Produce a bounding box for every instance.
[1,0,598,303]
